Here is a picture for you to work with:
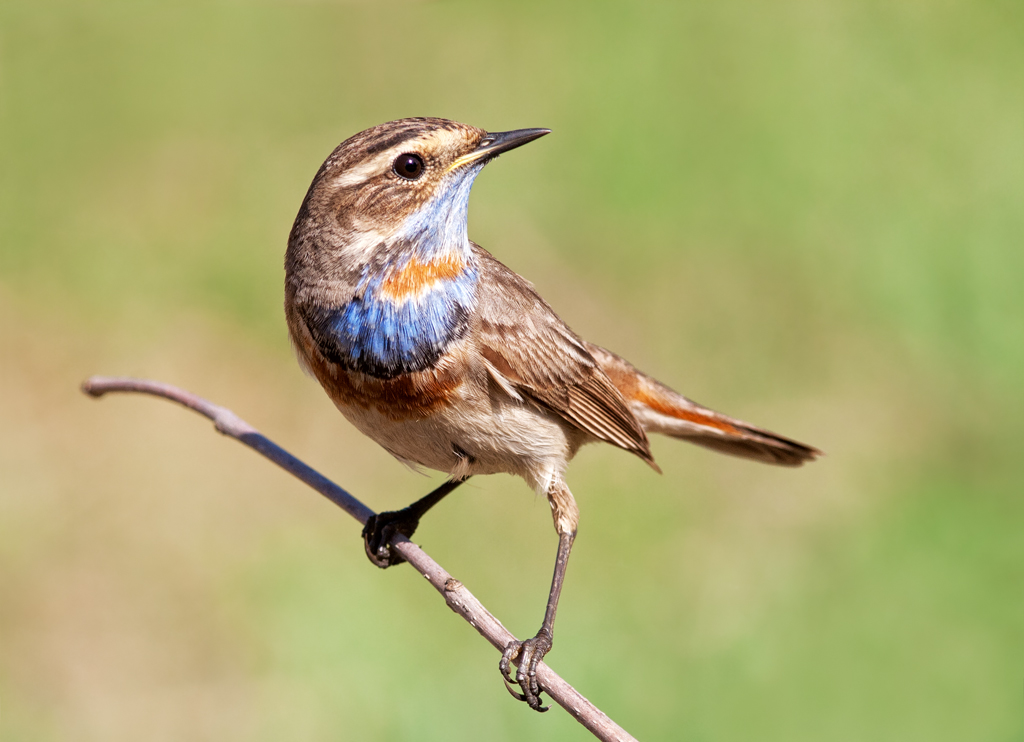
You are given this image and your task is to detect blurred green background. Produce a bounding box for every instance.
[2,1,1022,739]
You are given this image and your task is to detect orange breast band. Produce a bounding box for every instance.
[378,254,467,301]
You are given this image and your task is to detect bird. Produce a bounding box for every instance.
[284,117,821,711]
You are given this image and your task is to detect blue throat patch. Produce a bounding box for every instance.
[305,168,483,379]
[314,260,478,378]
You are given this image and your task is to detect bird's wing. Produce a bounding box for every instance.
[471,246,656,469]
[588,343,822,467]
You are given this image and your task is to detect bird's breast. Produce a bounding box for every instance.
[301,251,478,381]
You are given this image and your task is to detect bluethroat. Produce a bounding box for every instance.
[285,117,820,711]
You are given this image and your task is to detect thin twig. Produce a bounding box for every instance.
[82,375,638,742]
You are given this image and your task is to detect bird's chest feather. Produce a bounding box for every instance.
[303,251,478,381]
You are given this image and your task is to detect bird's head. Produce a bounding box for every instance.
[291,117,550,260]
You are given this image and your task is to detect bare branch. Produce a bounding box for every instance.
[82,375,638,742]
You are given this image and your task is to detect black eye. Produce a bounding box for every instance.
[393,153,425,180]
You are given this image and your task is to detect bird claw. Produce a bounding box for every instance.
[502,679,526,702]
[499,631,552,712]
[362,509,420,568]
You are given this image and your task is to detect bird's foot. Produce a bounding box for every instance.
[499,629,553,712]
[362,509,420,568]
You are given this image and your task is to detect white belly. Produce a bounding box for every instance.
[336,388,584,494]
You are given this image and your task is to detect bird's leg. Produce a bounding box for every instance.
[362,478,468,568]
[500,479,579,712]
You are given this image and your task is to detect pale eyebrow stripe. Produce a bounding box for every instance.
[333,150,398,188]
[332,130,455,189]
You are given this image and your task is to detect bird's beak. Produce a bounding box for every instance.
[448,128,551,172]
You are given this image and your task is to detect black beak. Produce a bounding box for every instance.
[478,128,551,157]
[451,128,551,170]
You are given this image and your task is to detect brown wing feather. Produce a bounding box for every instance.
[472,246,656,468]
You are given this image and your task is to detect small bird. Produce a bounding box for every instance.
[285,117,820,711]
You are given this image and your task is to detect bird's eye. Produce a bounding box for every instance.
[393,153,425,180]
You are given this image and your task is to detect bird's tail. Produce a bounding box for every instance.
[588,344,821,467]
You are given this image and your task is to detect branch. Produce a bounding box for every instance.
[82,376,638,742]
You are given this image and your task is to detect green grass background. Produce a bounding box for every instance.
[2,1,1023,739]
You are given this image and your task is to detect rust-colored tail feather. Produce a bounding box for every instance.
[588,344,821,467]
